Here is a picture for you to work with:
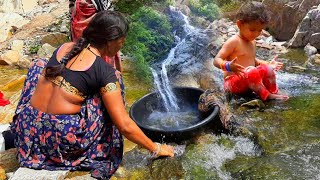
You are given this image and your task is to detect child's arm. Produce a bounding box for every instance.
[214,38,244,73]
[255,58,269,66]
[255,55,283,71]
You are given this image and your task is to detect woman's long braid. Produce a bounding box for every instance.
[63,37,89,64]
[44,37,89,79]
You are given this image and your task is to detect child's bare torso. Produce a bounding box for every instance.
[225,35,256,77]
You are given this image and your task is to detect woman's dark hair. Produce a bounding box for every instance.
[45,10,129,79]
[237,1,270,24]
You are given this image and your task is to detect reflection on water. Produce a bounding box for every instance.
[0,66,27,88]
[145,107,201,130]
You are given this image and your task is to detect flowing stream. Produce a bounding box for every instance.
[122,8,320,180]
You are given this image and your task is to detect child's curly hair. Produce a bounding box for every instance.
[237,1,270,24]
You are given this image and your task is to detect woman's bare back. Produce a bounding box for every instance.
[30,42,97,115]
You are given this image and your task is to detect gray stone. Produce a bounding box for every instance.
[288,5,320,49]
[0,50,21,65]
[304,44,318,56]
[41,33,69,48]
[263,0,320,41]
[10,40,24,51]
[0,0,39,14]
[37,43,56,59]
[10,167,69,180]
[241,99,265,109]
[314,54,320,65]
[0,13,30,43]
[310,33,320,49]
[18,55,32,69]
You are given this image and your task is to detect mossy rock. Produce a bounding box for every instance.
[0,148,20,175]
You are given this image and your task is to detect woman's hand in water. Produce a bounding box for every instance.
[270,55,283,71]
[229,57,245,74]
[151,143,175,158]
[158,144,175,157]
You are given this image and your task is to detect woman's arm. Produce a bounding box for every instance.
[101,84,174,157]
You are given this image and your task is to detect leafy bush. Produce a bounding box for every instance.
[114,0,171,14]
[220,1,241,14]
[189,0,220,21]
[29,44,41,54]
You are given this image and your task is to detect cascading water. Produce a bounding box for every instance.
[144,7,204,130]
[151,6,198,112]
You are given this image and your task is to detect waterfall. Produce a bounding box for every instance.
[150,68,171,112]
[151,6,198,112]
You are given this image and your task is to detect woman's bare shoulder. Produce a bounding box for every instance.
[56,42,75,59]
[61,42,75,51]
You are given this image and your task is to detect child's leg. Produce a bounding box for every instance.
[246,66,288,100]
[257,64,278,94]
[224,74,249,95]
[245,66,270,101]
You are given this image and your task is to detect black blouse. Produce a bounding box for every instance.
[46,48,118,96]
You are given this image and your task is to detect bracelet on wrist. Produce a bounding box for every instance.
[220,61,226,71]
[149,142,161,159]
[225,62,232,72]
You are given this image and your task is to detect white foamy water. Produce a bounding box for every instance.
[183,134,260,180]
[277,72,320,96]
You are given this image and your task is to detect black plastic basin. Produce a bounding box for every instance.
[129,87,219,142]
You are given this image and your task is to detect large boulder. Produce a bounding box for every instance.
[0,13,30,43]
[288,5,320,49]
[263,0,320,41]
[0,0,39,14]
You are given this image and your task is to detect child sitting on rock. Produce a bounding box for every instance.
[213,1,289,101]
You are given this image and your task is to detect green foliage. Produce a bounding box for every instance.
[114,0,169,14]
[29,44,41,54]
[122,7,174,83]
[189,0,220,21]
[215,0,263,14]
[219,0,242,13]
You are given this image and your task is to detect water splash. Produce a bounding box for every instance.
[183,134,260,180]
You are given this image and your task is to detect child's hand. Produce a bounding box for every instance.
[229,57,245,74]
[269,55,283,71]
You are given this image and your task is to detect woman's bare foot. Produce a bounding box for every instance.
[267,93,289,101]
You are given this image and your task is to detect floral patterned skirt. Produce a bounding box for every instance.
[10,58,123,179]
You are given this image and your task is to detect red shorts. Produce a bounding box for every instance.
[224,64,278,101]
